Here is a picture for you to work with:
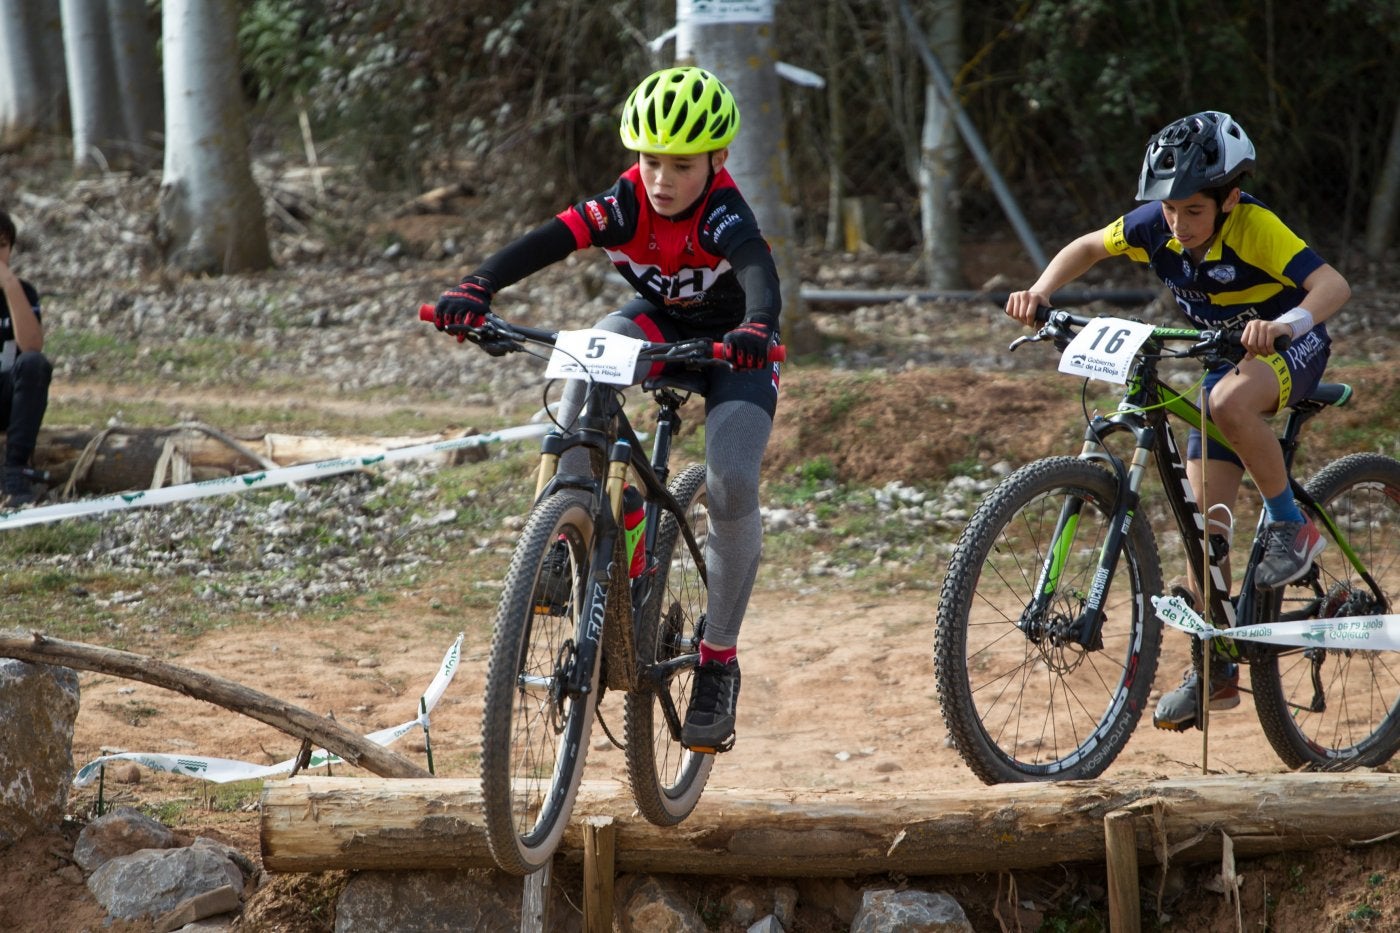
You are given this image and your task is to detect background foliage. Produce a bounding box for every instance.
[235,0,1400,263]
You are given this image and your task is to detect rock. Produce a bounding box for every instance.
[0,660,80,846]
[618,875,705,932]
[87,846,245,921]
[74,807,177,872]
[850,888,973,932]
[153,883,241,932]
[333,870,525,933]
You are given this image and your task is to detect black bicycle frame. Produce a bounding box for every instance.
[529,380,707,700]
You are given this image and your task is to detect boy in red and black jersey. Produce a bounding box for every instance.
[433,67,781,753]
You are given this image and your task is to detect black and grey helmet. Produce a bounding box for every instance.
[1136,111,1256,201]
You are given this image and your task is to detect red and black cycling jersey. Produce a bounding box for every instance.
[473,164,780,334]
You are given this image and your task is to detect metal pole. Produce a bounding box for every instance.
[895,0,1049,270]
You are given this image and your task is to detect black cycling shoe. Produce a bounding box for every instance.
[1,465,35,508]
[533,539,574,615]
[682,658,740,753]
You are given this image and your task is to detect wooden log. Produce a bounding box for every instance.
[0,631,431,780]
[20,426,483,495]
[259,772,1400,876]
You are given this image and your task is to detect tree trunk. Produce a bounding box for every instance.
[677,0,815,353]
[0,0,67,150]
[60,0,126,170]
[917,0,963,289]
[0,631,432,779]
[106,0,161,164]
[158,0,272,274]
[1365,96,1400,262]
[260,772,1400,875]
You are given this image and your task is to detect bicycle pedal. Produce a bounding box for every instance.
[1152,716,1196,733]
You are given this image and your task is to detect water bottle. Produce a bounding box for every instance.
[622,484,646,578]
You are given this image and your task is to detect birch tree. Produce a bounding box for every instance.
[60,0,160,169]
[916,0,962,289]
[107,0,162,161]
[677,0,814,353]
[158,0,271,274]
[0,0,67,150]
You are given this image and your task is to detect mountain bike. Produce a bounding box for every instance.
[934,307,1400,784]
[419,304,784,874]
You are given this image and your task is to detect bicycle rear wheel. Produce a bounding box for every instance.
[1251,453,1400,768]
[935,457,1164,783]
[480,491,598,875]
[624,464,715,824]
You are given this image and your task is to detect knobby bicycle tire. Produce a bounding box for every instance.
[480,491,598,875]
[935,457,1164,783]
[624,463,715,824]
[1251,452,1400,769]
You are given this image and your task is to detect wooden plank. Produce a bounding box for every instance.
[583,816,616,933]
[521,858,552,932]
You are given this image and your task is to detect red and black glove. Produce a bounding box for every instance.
[434,274,493,341]
[723,319,775,370]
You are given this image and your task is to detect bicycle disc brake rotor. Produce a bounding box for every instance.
[546,639,579,734]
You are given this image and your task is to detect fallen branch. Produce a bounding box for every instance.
[0,630,431,780]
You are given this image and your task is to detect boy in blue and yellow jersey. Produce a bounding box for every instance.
[1004,111,1351,730]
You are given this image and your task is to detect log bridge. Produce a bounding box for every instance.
[262,772,1400,931]
[260,772,1400,874]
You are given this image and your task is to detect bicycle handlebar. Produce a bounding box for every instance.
[1030,306,1292,357]
[418,303,787,365]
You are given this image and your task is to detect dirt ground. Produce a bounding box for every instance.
[6,363,1400,932]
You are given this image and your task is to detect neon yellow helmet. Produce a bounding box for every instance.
[619,67,740,155]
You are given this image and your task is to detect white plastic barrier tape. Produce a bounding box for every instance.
[0,423,552,531]
[1153,594,1400,651]
[73,632,464,786]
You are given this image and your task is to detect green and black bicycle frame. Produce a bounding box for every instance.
[1025,343,1372,663]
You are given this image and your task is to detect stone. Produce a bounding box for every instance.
[74,807,177,872]
[0,660,80,847]
[88,846,244,921]
[850,888,973,932]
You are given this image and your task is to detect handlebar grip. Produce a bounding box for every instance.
[711,343,788,363]
[1034,306,1053,324]
[419,303,435,322]
[1273,333,1292,354]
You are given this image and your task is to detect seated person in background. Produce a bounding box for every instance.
[0,209,53,507]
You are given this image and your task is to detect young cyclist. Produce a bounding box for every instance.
[1004,111,1351,731]
[432,66,782,753]
[0,209,52,508]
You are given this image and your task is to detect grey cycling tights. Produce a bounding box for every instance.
[554,312,774,649]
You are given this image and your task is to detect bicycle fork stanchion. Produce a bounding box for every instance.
[1200,389,1213,773]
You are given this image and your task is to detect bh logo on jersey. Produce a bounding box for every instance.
[636,265,719,304]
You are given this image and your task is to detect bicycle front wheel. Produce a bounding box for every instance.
[1251,453,1400,768]
[624,464,715,825]
[480,491,598,875]
[935,457,1164,783]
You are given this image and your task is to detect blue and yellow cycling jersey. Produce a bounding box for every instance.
[1102,193,1330,347]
